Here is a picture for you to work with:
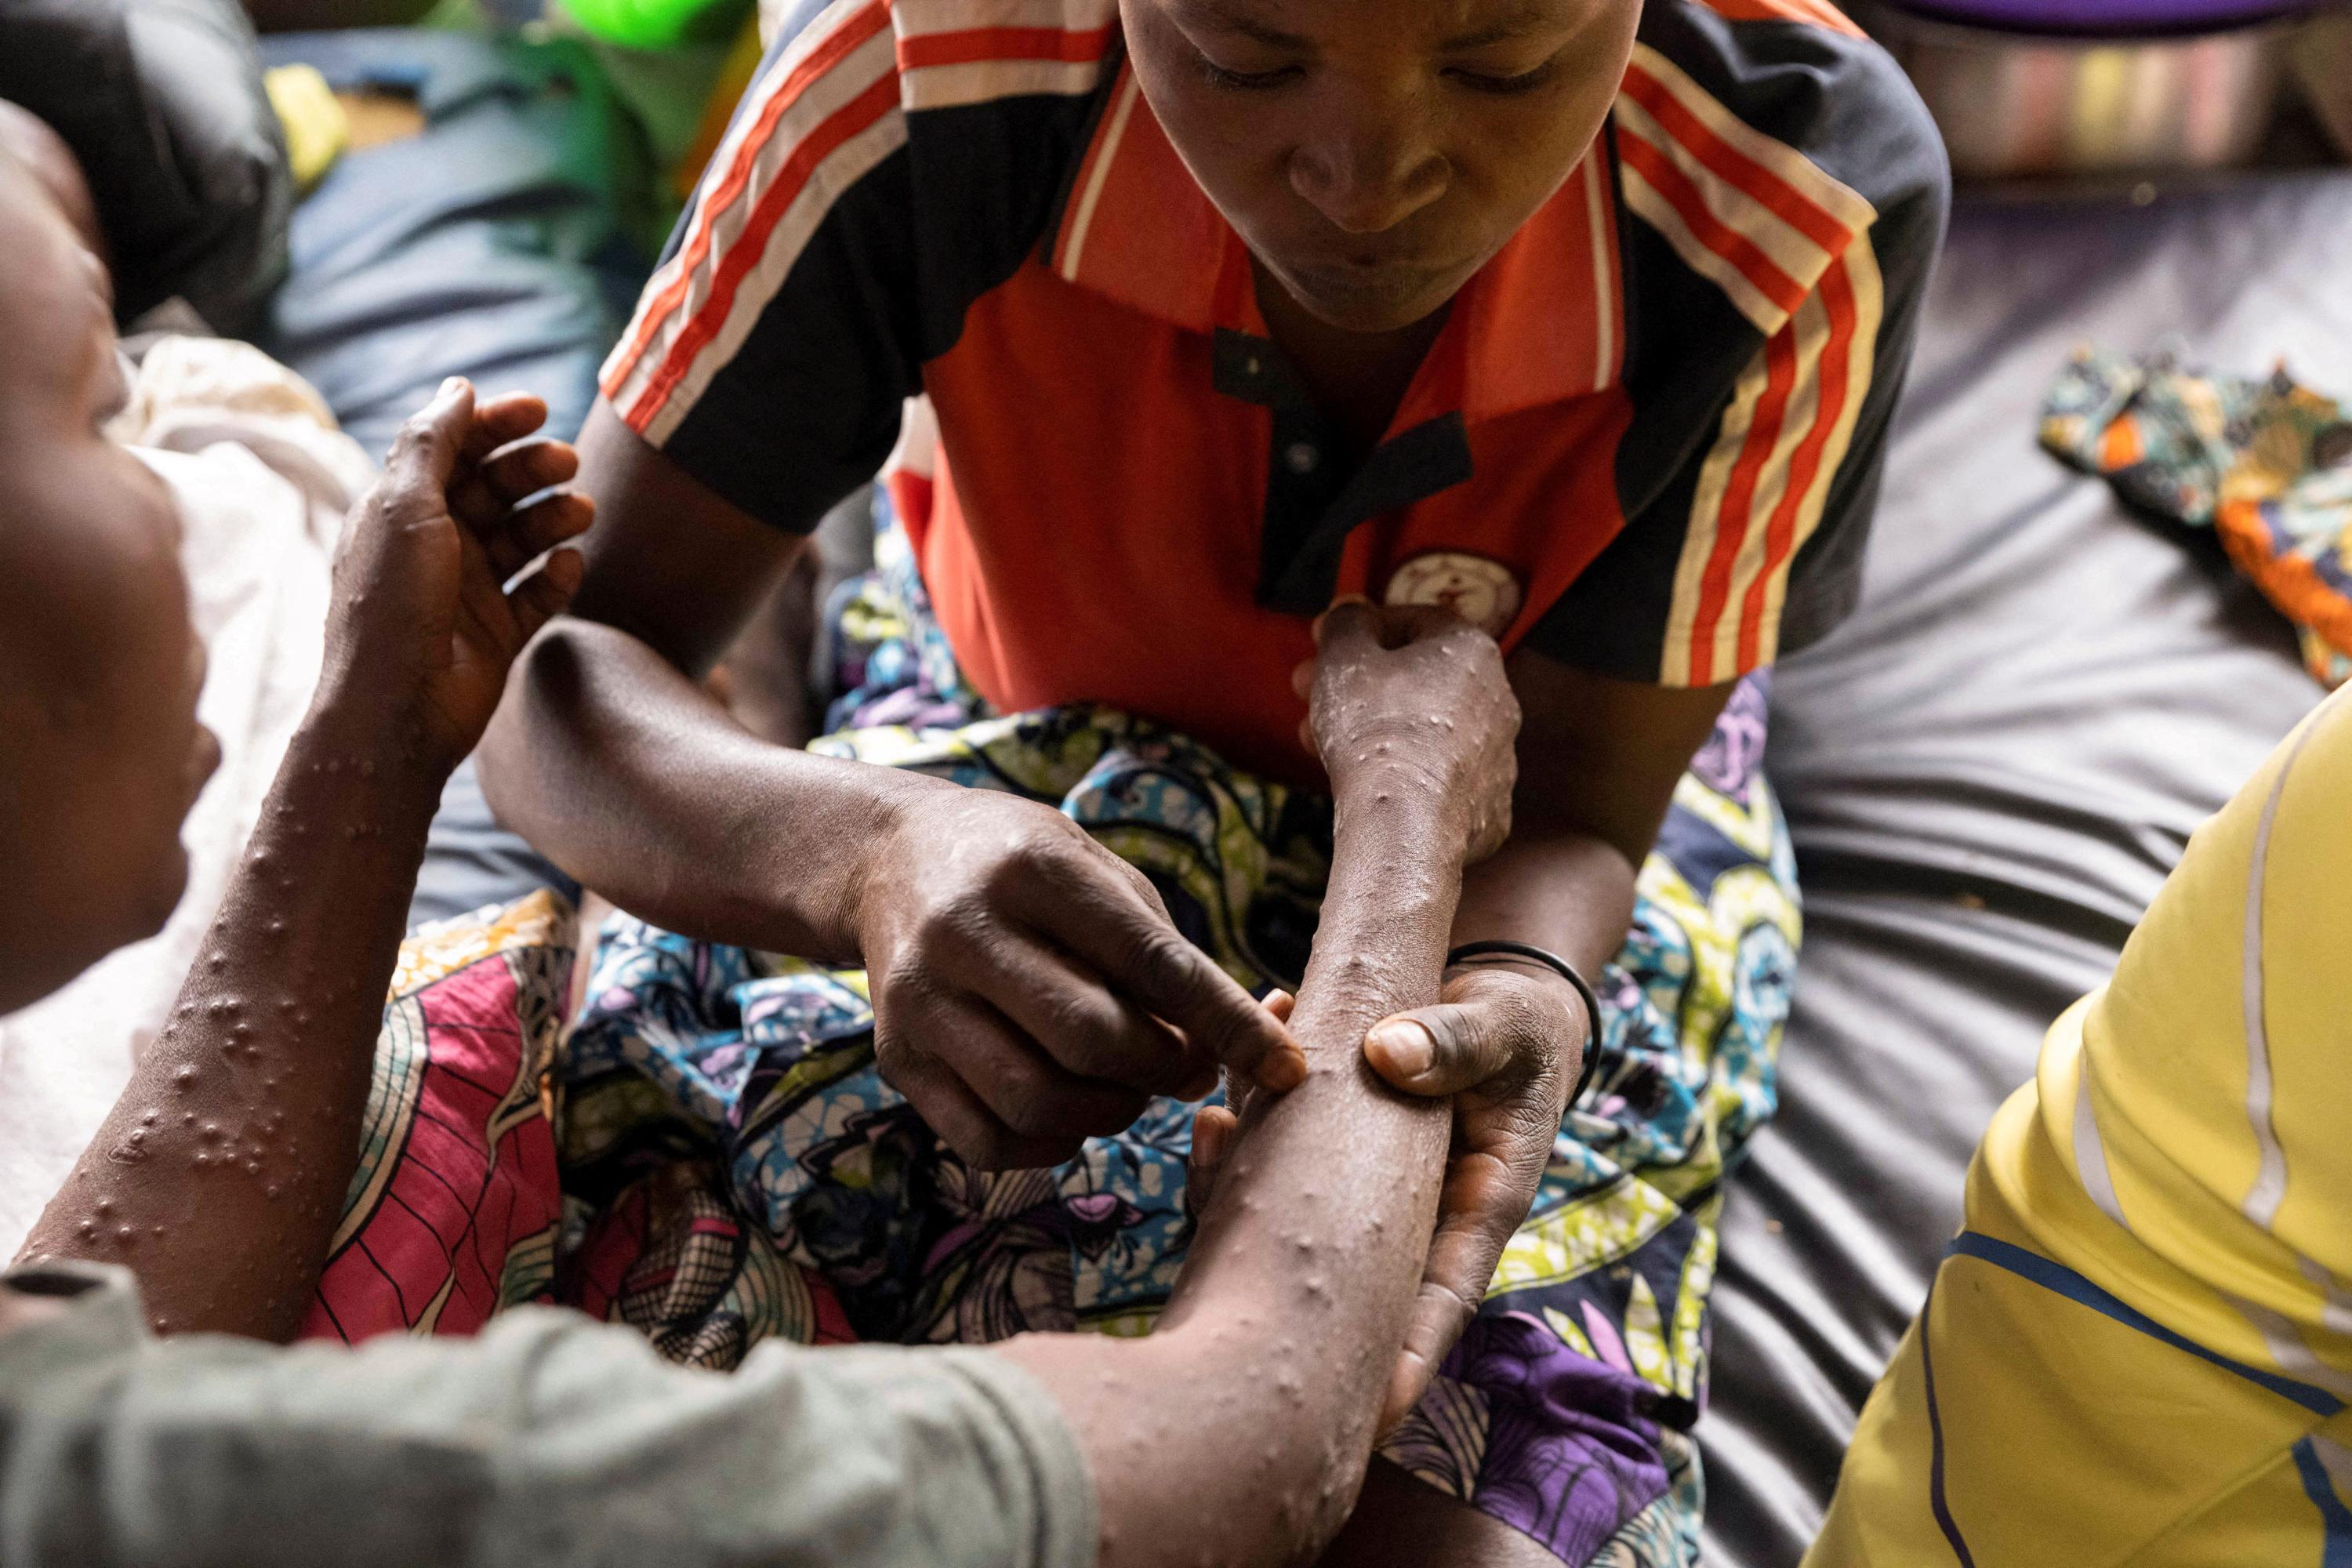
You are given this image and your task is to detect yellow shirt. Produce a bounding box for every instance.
[1810,689,2352,1565]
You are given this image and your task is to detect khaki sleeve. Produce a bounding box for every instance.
[0,1269,1096,1568]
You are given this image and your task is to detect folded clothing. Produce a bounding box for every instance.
[2042,346,2352,688]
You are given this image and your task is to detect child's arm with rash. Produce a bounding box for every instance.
[20,384,590,1340]
[996,601,1519,1566]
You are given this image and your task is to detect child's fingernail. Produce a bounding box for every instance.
[1367,1020,1433,1080]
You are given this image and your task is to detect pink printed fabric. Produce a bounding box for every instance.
[299,892,574,1343]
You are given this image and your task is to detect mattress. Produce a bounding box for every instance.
[1700,171,2350,1566]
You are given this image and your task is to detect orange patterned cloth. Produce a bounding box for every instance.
[2041,346,2352,688]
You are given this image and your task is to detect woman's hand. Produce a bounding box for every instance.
[318,378,592,774]
[854,786,1308,1169]
[1362,959,1584,1424]
[1295,597,1519,866]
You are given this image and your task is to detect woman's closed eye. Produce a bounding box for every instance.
[1188,45,1565,96]
[1444,58,1563,95]
[1189,46,1301,92]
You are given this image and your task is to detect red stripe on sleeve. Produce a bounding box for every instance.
[1736,258,1860,672]
[895,24,1115,69]
[1687,327,1798,686]
[607,0,894,408]
[624,69,905,431]
[1617,129,1809,320]
[1696,0,1865,38]
[1621,60,1856,256]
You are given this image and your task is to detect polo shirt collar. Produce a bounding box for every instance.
[1045,60,1627,424]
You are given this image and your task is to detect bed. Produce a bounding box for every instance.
[1699,169,2351,1566]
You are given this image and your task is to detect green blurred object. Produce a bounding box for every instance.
[426,0,745,219]
[555,0,747,48]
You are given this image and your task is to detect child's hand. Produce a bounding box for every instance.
[318,379,593,775]
[1294,598,1520,866]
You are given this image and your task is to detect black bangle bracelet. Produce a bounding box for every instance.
[1444,939,1604,1108]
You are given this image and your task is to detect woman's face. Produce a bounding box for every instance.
[1122,0,1641,334]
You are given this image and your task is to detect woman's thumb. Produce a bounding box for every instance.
[1363,1004,1513,1097]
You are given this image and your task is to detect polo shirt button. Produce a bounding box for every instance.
[1285,441,1319,474]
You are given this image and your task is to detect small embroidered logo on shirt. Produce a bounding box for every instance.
[1384,551,1524,637]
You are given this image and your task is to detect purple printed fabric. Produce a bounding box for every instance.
[1446,1313,1674,1563]
[1876,0,2322,35]
[1688,673,1771,801]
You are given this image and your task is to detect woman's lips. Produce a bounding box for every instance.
[1283,256,1453,316]
[1308,251,1441,278]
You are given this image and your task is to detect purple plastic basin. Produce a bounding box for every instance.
[1876,0,2324,35]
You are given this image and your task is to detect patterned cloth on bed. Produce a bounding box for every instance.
[2041,345,2352,688]
[311,505,1801,1566]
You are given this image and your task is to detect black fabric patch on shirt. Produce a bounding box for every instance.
[1214,332,1475,614]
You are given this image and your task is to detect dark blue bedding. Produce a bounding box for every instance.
[259,27,652,459]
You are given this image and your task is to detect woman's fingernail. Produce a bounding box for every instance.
[1258,1047,1308,1093]
[439,376,463,396]
[1368,1020,1433,1079]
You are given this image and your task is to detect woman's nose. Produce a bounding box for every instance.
[1289,122,1449,235]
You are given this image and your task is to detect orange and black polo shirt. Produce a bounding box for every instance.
[601,0,1948,782]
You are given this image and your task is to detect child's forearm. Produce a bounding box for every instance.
[1163,808,1456,1337]
[999,796,1460,1567]
[19,699,441,1339]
